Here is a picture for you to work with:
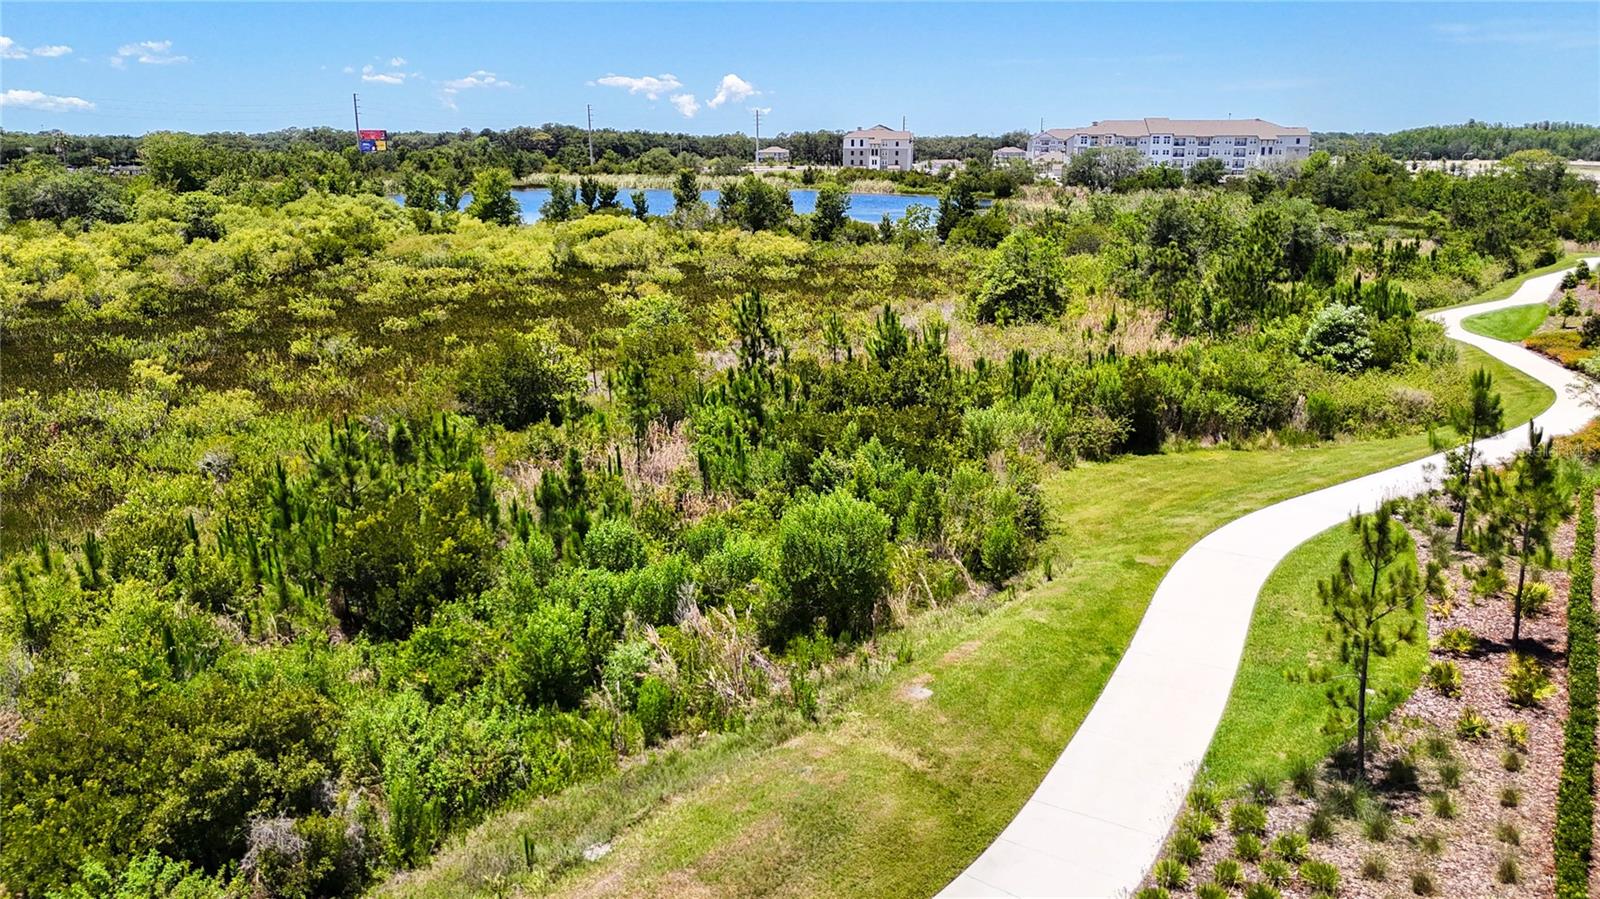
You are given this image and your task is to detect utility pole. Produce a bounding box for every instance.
[586,104,595,165]
[352,93,362,151]
[753,107,761,164]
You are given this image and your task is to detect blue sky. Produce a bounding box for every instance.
[2,2,1596,137]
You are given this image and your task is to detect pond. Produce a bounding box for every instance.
[404,188,946,224]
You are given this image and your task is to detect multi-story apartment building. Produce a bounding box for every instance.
[1026,117,1311,174]
[842,124,914,171]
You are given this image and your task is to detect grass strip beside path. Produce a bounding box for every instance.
[384,347,1552,899]
[1463,302,1549,342]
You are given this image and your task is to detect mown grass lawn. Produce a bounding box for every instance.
[1463,302,1548,342]
[380,343,1555,899]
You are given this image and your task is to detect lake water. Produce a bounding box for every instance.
[411,188,943,224]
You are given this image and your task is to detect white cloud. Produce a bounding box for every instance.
[593,73,683,100]
[343,65,355,74]
[750,105,772,116]
[0,37,72,59]
[438,70,514,108]
[390,56,406,67]
[670,93,700,118]
[0,89,95,111]
[706,73,756,109]
[360,63,407,84]
[115,39,187,65]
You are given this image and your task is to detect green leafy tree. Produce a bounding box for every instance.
[1299,303,1373,373]
[1319,501,1425,780]
[465,167,520,225]
[1448,367,1505,547]
[936,175,980,240]
[772,491,891,642]
[811,181,850,241]
[1187,156,1227,186]
[672,168,701,211]
[402,170,443,212]
[540,176,579,222]
[629,189,649,220]
[970,229,1069,324]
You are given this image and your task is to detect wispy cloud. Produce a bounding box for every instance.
[1432,20,1598,49]
[361,63,408,85]
[0,88,95,111]
[438,70,515,109]
[592,73,683,99]
[112,39,187,67]
[1,36,73,59]
[706,73,756,109]
[670,93,700,118]
[389,56,406,67]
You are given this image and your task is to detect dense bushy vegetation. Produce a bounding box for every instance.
[1555,485,1596,898]
[2,129,1596,895]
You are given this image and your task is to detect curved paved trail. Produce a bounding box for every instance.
[940,262,1597,898]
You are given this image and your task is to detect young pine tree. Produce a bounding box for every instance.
[1450,367,1504,548]
[1320,500,1425,781]
[1496,424,1566,647]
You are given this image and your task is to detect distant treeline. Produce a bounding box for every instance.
[1314,120,1600,161]
[6,120,1596,172]
[1,125,1032,172]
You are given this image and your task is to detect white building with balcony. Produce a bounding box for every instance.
[843,124,914,171]
[1026,117,1311,174]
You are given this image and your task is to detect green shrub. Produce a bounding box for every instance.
[1361,853,1388,881]
[1505,651,1556,707]
[1438,759,1464,788]
[1234,831,1263,862]
[1410,868,1438,895]
[1259,857,1292,886]
[1230,802,1268,836]
[1272,831,1309,863]
[1425,660,1462,697]
[636,675,672,745]
[1301,858,1340,892]
[770,490,891,642]
[1170,832,1203,865]
[1213,857,1243,888]
[1196,883,1228,899]
[1152,857,1189,890]
[1244,882,1282,899]
[1435,626,1479,655]
[1456,707,1491,741]
[455,326,587,429]
[586,517,649,572]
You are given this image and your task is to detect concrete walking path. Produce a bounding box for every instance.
[939,262,1598,898]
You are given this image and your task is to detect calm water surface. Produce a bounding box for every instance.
[407,188,944,223]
